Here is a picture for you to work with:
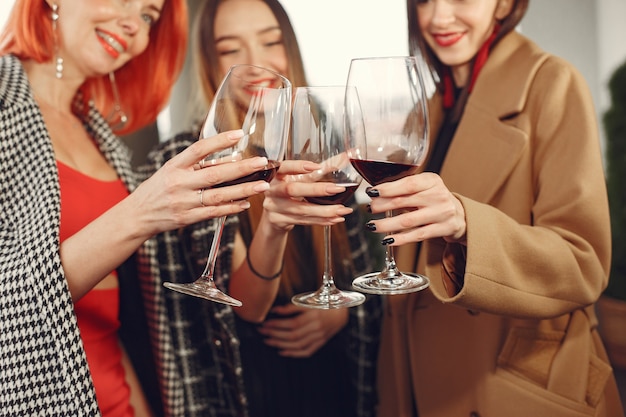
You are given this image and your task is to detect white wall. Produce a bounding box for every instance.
[0,2,12,28]
[280,0,408,86]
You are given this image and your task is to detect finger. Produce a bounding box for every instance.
[263,210,350,228]
[196,156,269,190]
[277,160,320,175]
[273,181,352,200]
[262,327,317,348]
[197,180,270,207]
[369,172,440,198]
[172,130,244,169]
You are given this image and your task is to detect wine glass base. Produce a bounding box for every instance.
[163,282,243,307]
[291,289,366,309]
[352,272,430,295]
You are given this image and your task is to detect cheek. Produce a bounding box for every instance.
[271,48,289,75]
[218,58,233,77]
[129,33,151,58]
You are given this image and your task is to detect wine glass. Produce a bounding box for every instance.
[163,64,292,306]
[345,56,430,295]
[289,86,366,309]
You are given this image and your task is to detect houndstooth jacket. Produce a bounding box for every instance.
[0,54,250,417]
[0,54,131,415]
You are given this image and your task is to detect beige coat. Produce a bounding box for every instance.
[377,32,624,417]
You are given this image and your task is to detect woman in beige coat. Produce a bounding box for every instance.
[365,0,625,416]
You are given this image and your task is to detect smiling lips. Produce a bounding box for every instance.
[243,78,279,96]
[96,29,127,59]
[432,32,465,47]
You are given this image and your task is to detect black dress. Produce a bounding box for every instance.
[235,297,354,417]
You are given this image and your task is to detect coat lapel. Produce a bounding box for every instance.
[437,32,549,203]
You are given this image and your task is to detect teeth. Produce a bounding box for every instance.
[96,30,124,53]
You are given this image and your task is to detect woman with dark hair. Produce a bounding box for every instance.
[143,1,381,417]
[364,0,625,416]
[0,0,274,415]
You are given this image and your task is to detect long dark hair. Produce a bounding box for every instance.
[191,0,354,298]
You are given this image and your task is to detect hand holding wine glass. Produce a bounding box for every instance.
[346,56,430,295]
[288,86,366,309]
[163,64,291,306]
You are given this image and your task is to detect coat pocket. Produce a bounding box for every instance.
[494,311,613,415]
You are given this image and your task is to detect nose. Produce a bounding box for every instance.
[117,0,142,35]
[430,0,455,27]
[241,45,267,69]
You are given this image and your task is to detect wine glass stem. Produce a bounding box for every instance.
[321,225,336,290]
[382,210,401,277]
[200,215,227,284]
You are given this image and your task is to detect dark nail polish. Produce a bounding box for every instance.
[366,204,372,213]
[381,237,395,245]
[366,222,376,231]
[366,188,380,198]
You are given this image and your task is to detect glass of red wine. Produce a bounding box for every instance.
[163,64,291,306]
[289,86,366,309]
[345,56,430,295]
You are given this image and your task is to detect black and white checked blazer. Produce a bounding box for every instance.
[0,54,139,415]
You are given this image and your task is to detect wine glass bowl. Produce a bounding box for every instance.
[163,64,292,306]
[345,56,430,295]
[288,86,366,309]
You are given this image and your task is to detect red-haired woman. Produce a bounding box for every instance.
[0,0,274,415]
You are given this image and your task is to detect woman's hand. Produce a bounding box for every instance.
[260,160,354,233]
[258,304,349,357]
[366,172,467,245]
[61,130,271,300]
[128,130,272,237]
[230,159,355,323]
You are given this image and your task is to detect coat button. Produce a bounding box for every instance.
[470,412,480,417]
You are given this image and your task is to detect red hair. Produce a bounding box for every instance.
[0,0,188,134]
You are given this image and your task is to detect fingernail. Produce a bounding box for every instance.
[366,204,372,213]
[252,157,269,168]
[302,161,320,172]
[253,182,270,192]
[381,237,395,245]
[328,185,346,193]
[366,222,376,231]
[239,200,251,209]
[337,207,353,216]
[227,129,245,140]
[366,188,380,197]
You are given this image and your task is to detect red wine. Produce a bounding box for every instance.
[349,159,418,186]
[213,160,280,188]
[305,183,360,205]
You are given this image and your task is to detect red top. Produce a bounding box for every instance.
[57,160,134,417]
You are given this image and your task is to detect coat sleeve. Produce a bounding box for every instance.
[427,56,611,320]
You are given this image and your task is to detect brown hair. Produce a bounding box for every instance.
[192,0,353,297]
[0,0,188,134]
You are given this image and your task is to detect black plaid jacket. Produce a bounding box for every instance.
[141,132,383,417]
